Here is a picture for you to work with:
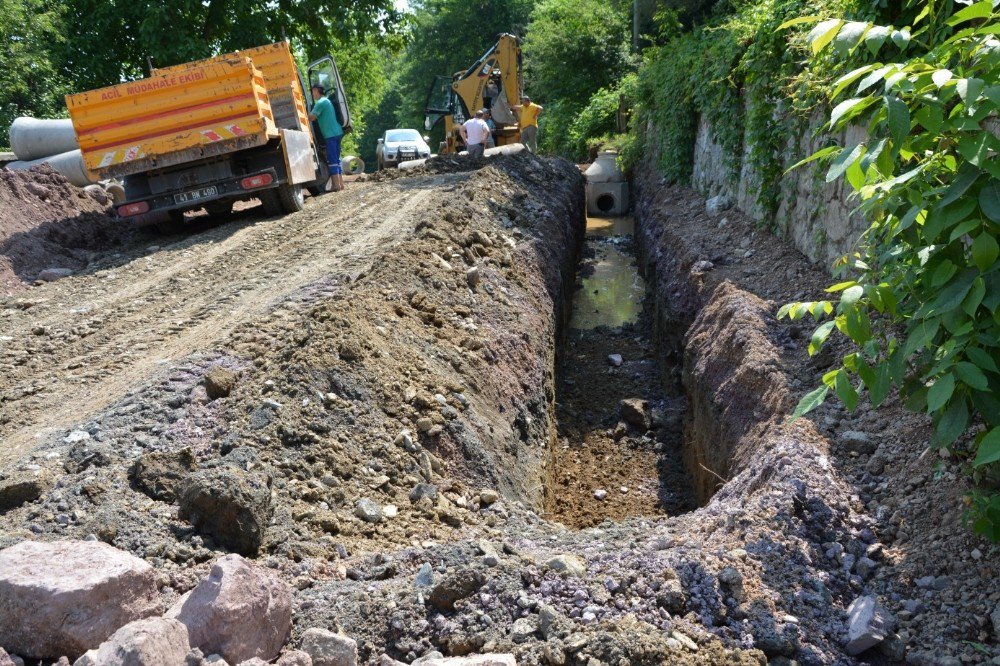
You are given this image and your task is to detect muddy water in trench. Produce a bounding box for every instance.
[546,216,696,528]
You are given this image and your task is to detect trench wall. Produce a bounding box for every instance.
[691,111,868,269]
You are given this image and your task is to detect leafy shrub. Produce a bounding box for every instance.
[565,74,637,161]
[778,1,1000,539]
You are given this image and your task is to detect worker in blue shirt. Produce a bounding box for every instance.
[309,85,344,192]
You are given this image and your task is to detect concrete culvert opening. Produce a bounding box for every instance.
[595,193,616,213]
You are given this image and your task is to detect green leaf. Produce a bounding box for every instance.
[826,281,858,292]
[841,285,864,304]
[933,398,969,448]
[835,370,859,411]
[777,303,794,319]
[886,96,910,150]
[857,65,892,94]
[932,69,954,88]
[925,268,978,316]
[827,143,865,183]
[830,96,873,127]
[777,15,825,30]
[832,64,877,99]
[963,277,986,316]
[939,166,980,207]
[858,360,892,407]
[981,180,1000,222]
[786,145,839,172]
[956,361,990,391]
[967,346,999,373]
[833,21,870,56]
[972,233,999,272]
[809,320,836,355]
[958,133,992,166]
[890,28,911,49]
[947,0,994,26]
[808,19,845,53]
[957,78,985,105]
[789,385,829,422]
[974,427,1000,467]
[864,25,890,54]
[927,372,956,412]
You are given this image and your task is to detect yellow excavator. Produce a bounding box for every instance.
[424,34,523,154]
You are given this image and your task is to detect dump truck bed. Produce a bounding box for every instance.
[67,58,277,180]
[152,42,311,135]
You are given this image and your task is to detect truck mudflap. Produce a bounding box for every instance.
[115,167,280,219]
[281,129,317,185]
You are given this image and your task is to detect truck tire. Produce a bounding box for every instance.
[261,184,304,216]
[277,183,305,214]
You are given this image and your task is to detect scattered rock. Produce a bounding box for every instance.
[276,651,313,666]
[593,489,607,500]
[466,266,481,289]
[37,267,74,282]
[0,470,52,513]
[204,368,238,400]
[178,467,273,556]
[408,484,439,502]
[300,628,357,666]
[544,554,586,577]
[76,617,189,666]
[0,540,158,658]
[705,195,733,216]
[845,595,895,656]
[428,567,486,611]
[421,656,515,666]
[167,554,291,664]
[619,398,649,431]
[838,430,876,454]
[129,448,197,502]
[354,498,384,523]
[479,489,499,506]
[606,354,623,367]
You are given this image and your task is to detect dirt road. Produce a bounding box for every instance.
[0,175,456,465]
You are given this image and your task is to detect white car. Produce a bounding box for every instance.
[376,129,431,169]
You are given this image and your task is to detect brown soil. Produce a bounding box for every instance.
[0,165,128,295]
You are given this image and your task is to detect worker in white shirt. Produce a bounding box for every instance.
[460,109,491,159]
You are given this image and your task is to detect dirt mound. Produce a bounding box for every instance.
[0,165,127,295]
[365,153,495,182]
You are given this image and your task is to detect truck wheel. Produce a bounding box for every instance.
[260,184,304,216]
[277,184,305,214]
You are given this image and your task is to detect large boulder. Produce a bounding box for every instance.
[167,554,291,664]
[74,617,189,666]
[300,628,357,666]
[619,398,650,431]
[0,540,159,658]
[178,467,273,555]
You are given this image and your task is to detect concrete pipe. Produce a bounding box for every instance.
[9,117,79,161]
[7,149,96,187]
[342,155,365,176]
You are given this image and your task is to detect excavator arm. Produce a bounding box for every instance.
[424,34,523,154]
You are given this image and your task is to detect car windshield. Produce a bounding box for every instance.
[386,130,421,143]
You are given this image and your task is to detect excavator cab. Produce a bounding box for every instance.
[423,34,523,154]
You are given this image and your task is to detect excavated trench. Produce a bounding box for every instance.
[544,213,698,527]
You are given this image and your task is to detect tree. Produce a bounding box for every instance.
[521,0,633,155]
[0,0,70,141]
[390,0,536,139]
[56,0,405,91]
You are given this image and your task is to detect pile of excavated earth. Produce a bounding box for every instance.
[0,151,996,666]
[0,165,127,295]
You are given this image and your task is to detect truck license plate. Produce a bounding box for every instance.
[173,186,218,204]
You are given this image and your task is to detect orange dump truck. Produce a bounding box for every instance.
[66,42,351,223]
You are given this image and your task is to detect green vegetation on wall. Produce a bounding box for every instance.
[779,1,1000,541]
